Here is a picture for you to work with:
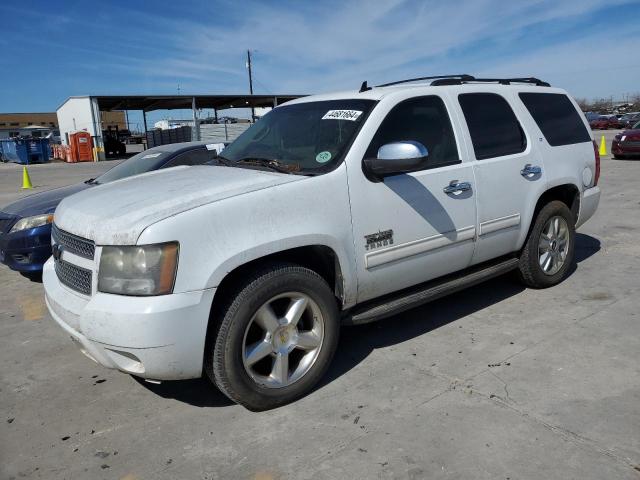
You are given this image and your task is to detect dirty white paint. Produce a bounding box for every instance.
[54,165,303,245]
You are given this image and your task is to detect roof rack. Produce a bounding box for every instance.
[430,76,550,87]
[367,75,551,89]
[375,74,474,88]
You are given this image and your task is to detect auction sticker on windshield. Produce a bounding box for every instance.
[315,151,332,163]
[322,110,363,121]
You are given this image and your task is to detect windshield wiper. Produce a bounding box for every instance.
[215,155,233,166]
[234,157,301,174]
[84,178,99,185]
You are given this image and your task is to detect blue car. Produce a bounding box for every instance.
[0,141,224,279]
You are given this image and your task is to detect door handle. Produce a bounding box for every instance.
[443,180,471,195]
[520,164,542,178]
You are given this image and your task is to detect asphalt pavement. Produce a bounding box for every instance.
[1,130,638,479]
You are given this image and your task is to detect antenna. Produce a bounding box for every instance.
[359,81,372,93]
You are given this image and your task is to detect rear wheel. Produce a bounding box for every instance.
[518,201,575,288]
[206,263,340,410]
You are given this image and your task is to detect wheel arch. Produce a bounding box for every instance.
[534,183,580,225]
[206,239,351,320]
[521,183,580,252]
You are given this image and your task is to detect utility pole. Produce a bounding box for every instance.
[247,49,255,122]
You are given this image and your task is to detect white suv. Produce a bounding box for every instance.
[43,75,601,410]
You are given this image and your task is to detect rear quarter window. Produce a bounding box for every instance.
[519,92,591,146]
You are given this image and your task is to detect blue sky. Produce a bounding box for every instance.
[2,0,639,128]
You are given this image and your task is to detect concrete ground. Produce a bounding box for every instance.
[1,131,639,479]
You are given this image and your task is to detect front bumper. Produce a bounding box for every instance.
[43,258,216,380]
[576,186,600,228]
[0,224,52,272]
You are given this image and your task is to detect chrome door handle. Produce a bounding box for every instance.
[520,164,542,178]
[443,181,471,195]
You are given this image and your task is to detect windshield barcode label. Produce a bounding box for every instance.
[322,110,363,121]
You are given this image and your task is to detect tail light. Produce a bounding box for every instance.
[592,140,600,186]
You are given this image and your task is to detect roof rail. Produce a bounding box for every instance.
[430,76,550,87]
[376,74,474,88]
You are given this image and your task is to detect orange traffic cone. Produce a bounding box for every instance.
[22,166,33,189]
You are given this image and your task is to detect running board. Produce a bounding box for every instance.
[343,257,519,325]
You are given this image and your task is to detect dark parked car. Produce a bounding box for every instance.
[619,112,640,129]
[0,141,224,279]
[590,115,621,130]
[612,121,640,159]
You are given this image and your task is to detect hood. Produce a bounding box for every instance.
[621,129,640,139]
[1,182,91,217]
[54,165,304,245]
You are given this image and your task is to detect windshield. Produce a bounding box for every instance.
[95,149,172,184]
[220,99,376,173]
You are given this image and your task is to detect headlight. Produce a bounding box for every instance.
[98,242,179,296]
[9,214,54,233]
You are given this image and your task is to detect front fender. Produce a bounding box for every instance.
[206,234,355,306]
[137,165,358,307]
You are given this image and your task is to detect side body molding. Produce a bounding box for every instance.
[365,226,476,269]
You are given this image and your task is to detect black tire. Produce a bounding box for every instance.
[518,200,575,289]
[613,154,624,160]
[205,262,340,410]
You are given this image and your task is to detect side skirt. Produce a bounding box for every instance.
[342,256,519,325]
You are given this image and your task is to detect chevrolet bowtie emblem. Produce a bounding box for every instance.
[52,243,64,261]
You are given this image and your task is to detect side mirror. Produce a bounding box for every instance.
[364,141,429,179]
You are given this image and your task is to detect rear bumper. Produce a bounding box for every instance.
[576,186,600,228]
[43,258,216,380]
[0,224,52,272]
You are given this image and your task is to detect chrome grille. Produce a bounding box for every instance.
[55,259,92,295]
[52,224,95,259]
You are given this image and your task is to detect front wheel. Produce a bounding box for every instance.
[518,200,575,289]
[206,263,340,410]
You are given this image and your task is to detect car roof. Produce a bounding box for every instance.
[284,82,569,107]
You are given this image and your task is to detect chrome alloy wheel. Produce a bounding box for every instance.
[242,292,324,388]
[538,215,570,276]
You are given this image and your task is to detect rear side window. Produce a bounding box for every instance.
[519,93,591,146]
[458,93,526,160]
[365,95,459,168]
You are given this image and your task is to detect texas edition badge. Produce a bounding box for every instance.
[364,229,394,251]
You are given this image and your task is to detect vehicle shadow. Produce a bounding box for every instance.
[319,232,601,389]
[133,376,234,408]
[137,233,600,408]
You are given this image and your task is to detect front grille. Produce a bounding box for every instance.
[52,224,95,259]
[0,214,16,234]
[55,259,92,295]
[621,140,640,147]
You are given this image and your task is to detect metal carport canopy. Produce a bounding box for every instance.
[93,94,306,112]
